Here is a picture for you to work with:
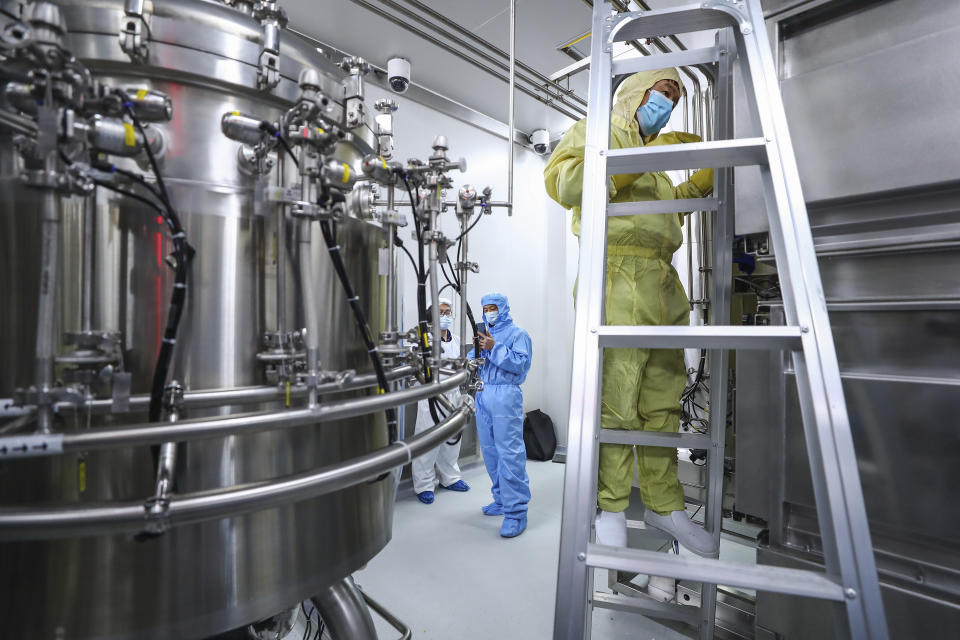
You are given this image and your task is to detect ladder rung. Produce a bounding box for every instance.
[599,429,710,449]
[608,197,717,217]
[592,592,699,624]
[611,45,720,76]
[595,325,803,350]
[612,6,736,43]
[586,544,846,602]
[605,138,767,174]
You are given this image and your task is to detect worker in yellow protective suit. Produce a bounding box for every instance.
[544,68,718,581]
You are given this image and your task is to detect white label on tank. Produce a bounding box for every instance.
[378,248,389,275]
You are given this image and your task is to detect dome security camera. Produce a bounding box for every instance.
[531,129,551,155]
[387,57,411,94]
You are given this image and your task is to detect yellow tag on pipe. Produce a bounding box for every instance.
[123,121,136,147]
[381,157,387,169]
[231,110,241,116]
[136,89,148,100]
[342,164,350,183]
[78,460,87,493]
[285,380,291,408]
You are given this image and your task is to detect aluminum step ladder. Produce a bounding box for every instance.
[554,2,888,639]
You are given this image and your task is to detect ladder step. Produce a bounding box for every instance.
[605,138,767,174]
[586,544,846,602]
[612,6,737,43]
[607,197,717,217]
[612,45,720,76]
[595,325,803,350]
[599,429,710,449]
[592,592,699,625]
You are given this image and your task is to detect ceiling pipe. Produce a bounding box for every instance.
[507,0,515,214]
[394,0,586,109]
[344,0,586,120]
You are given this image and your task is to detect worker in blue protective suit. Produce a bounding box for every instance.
[468,292,533,538]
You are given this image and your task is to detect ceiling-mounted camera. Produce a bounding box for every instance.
[387,57,411,94]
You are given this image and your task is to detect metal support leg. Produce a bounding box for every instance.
[699,27,737,640]
[311,577,378,640]
[553,2,614,639]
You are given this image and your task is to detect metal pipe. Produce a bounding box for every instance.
[458,210,470,359]
[360,589,413,640]
[369,0,586,111]
[276,153,287,334]
[54,365,416,415]
[311,578,378,640]
[343,0,585,121]
[0,108,38,136]
[28,370,470,455]
[385,185,397,335]
[427,206,442,364]
[298,216,320,407]
[507,0,516,214]
[81,192,94,332]
[34,154,61,434]
[395,0,587,107]
[0,404,472,541]
[151,386,181,508]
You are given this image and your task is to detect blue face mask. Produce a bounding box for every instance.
[439,315,453,331]
[636,89,674,136]
[484,311,499,326]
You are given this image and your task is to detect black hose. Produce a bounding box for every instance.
[116,94,194,425]
[318,219,398,444]
[259,121,299,168]
[403,177,434,385]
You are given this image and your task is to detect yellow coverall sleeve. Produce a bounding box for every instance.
[544,119,589,210]
[544,119,645,209]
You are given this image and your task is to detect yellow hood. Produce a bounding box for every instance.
[610,67,682,143]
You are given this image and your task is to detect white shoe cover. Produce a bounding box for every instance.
[643,509,718,556]
[595,509,628,547]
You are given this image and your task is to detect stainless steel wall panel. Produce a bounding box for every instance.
[756,546,960,640]
[780,0,960,202]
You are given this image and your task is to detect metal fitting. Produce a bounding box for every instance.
[118,0,149,63]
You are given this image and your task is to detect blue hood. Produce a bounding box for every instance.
[481,292,513,331]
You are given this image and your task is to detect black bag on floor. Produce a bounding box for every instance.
[523,409,557,461]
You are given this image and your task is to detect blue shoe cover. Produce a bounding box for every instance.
[442,480,470,492]
[417,491,434,504]
[481,502,503,516]
[499,515,527,538]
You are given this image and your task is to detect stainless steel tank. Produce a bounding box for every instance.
[0,1,393,637]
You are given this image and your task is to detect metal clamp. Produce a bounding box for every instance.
[118,0,150,63]
[252,1,287,91]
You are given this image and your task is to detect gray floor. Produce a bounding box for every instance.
[356,460,696,639]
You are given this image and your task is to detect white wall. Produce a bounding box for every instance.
[368,85,577,439]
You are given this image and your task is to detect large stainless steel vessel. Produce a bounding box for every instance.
[0,1,394,637]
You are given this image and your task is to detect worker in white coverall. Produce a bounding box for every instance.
[412,298,471,504]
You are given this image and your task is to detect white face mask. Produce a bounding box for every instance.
[439,315,453,330]
[484,310,499,325]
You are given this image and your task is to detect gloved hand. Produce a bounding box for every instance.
[672,131,702,144]
[690,168,714,194]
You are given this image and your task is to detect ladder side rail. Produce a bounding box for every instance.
[698,25,738,640]
[552,2,616,638]
[733,1,888,637]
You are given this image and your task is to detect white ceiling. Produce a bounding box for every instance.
[282,0,596,137]
[282,1,713,139]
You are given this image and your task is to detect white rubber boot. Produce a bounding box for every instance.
[643,509,718,556]
[594,510,628,547]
